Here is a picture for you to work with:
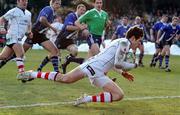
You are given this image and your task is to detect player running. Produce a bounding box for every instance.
[37,3,87,74]
[0,0,31,74]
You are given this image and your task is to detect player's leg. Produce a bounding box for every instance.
[62,44,84,73]
[138,42,144,67]
[150,43,160,67]
[164,45,171,72]
[41,40,59,72]
[17,66,85,83]
[37,55,50,71]
[0,44,16,68]
[12,43,25,73]
[0,46,14,60]
[89,43,100,57]
[0,40,32,68]
[86,34,101,58]
[74,76,124,106]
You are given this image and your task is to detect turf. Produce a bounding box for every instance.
[0,49,180,115]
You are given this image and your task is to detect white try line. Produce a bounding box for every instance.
[0,95,180,109]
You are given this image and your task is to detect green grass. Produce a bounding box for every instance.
[0,49,180,115]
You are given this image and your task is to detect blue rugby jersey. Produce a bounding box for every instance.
[33,6,55,31]
[160,24,180,41]
[152,21,167,32]
[114,24,131,38]
[61,12,78,36]
[152,21,167,40]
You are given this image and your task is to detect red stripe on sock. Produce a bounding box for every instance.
[37,72,42,78]
[18,65,24,69]
[92,96,97,102]
[100,93,105,102]
[45,72,50,79]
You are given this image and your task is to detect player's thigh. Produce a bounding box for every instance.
[62,66,85,83]
[66,44,78,56]
[92,75,124,96]
[23,42,32,52]
[41,40,58,55]
[164,45,170,55]
[12,43,24,57]
[0,46,14,59]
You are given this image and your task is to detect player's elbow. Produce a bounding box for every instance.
[74,20,79,26]
[39,16,47,23]
[114,64,123,69]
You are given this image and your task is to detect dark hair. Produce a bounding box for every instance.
[126,26,143,40]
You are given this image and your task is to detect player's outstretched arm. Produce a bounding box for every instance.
[113,67,134,82]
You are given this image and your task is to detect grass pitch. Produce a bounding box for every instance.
[0,49,180,115]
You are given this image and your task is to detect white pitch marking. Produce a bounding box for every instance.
[0,95,180,109]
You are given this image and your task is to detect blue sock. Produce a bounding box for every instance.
[51,56,59,72]
[165,55,169,68]
[159,55,164,67]
[38,56,50,70]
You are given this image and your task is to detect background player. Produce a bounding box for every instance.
[0,0,31,75]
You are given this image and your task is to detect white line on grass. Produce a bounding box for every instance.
[0,95,180,109]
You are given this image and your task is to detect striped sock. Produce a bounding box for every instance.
[83,92,112,103]
[50,56,59,72]
[31,72,58,81]
[165,55,169,68]
[151,53,158,63]
[38,56,50,70]
[159,55,164,67]
[15,58,24,73]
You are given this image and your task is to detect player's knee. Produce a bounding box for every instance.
[70,49,78,56]
[69,46,78,56]
[90,46,100,56]
[112,90,124,101]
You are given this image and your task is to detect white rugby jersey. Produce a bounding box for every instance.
[3,7,31,40]
[46,22,63,43]
[87,38,131,72]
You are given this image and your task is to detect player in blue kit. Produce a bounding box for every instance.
[37,3,87,74]
[24,0,61,72]
[156,16,180,72]
[111,16,131,41]
[150,14,168,67]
